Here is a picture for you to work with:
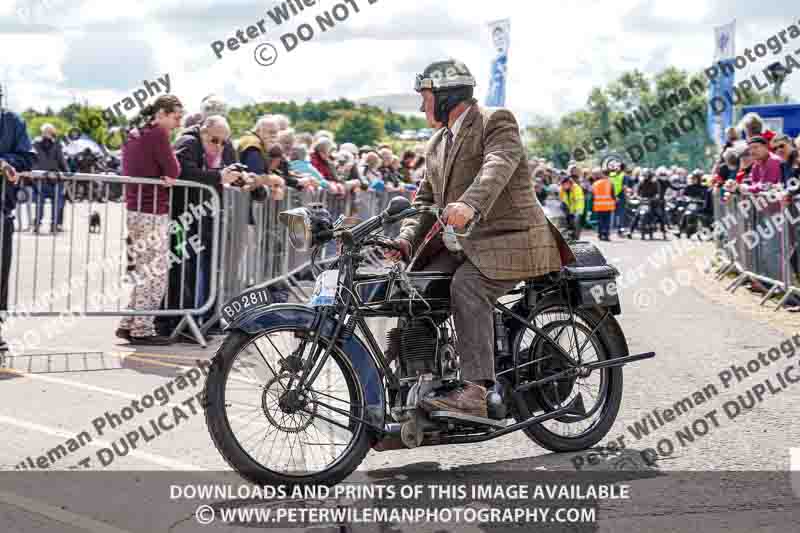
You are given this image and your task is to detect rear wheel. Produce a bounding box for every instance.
[512,299,624,452]
[205,328,372,486]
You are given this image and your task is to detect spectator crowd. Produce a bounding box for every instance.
[527,111,800,244]
[1,91,431,348]
[2,90,800,351]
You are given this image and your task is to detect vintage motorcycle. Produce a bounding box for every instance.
[204,196,655,486]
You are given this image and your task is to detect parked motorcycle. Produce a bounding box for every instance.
[205,196,655,486]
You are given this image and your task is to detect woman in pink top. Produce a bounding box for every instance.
[117,95,184,345]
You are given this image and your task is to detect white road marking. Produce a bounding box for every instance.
[0,489,136,533]
[4,370,141,400]
[0,414,204,470]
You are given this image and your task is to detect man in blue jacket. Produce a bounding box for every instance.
[0,86,36,352]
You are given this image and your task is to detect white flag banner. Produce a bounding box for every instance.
[486,18,510,107]
[714,20,736,61]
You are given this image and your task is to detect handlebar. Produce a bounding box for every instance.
[362,236,404,252]
[342,204,475,250]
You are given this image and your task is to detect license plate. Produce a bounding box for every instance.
[310,270,339,307]
[222,287,272,322]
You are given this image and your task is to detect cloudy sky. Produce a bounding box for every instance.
[0,0,798,126]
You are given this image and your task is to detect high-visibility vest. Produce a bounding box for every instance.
[609,171,625,196]
[592,178,616,212]
[560,185,585,215]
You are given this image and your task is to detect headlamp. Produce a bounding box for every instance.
[278,204,333,252]
[279,208,313,251]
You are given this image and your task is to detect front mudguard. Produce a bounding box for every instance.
[223,303,386,430]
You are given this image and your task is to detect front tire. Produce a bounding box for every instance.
[205,328,372,486]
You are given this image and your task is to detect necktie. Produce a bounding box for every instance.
[443,128,454,166]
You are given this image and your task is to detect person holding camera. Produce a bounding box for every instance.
[236,119,287,199]
[152,115,246,337]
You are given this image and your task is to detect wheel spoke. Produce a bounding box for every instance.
[307,387,353,406]
[221,327,362,478]
[517,310,614,442]
[252,339,286,391]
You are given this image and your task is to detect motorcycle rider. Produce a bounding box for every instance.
[654,167,678,238]
[626,168,661,238]
[675,169,709,237]
[387,59,574,418]
[683,169,708,199]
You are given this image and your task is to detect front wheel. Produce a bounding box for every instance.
[205,327,372,486]
[512,300,624,452]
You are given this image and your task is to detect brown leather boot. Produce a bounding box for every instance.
[420,382,488,418]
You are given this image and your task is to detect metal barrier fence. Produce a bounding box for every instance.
[1,172,221,346]
[1,172,416,348]
[207,185,416,329]
[710,188,799,310]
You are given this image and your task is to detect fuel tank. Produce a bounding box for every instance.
[354,271,452,314]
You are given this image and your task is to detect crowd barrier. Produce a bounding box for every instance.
[206,185,414,330]
[1,172,221,346]
[1,172,416,348]
[711,188,799,310]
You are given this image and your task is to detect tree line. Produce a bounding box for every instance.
[524,66,790,169]
[20,99,428,150]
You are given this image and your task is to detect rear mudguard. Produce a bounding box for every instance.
[222,303,386,429]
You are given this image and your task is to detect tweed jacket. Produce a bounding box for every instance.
[399,103,575,280]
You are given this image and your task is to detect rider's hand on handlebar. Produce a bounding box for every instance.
[384,239,411,262]
[443,202,475,230]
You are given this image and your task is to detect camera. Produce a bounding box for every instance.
[225,163,250,188]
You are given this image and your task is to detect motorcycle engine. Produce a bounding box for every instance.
[386,318,458,380]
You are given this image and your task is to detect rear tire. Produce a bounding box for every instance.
[511,298,625,452]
